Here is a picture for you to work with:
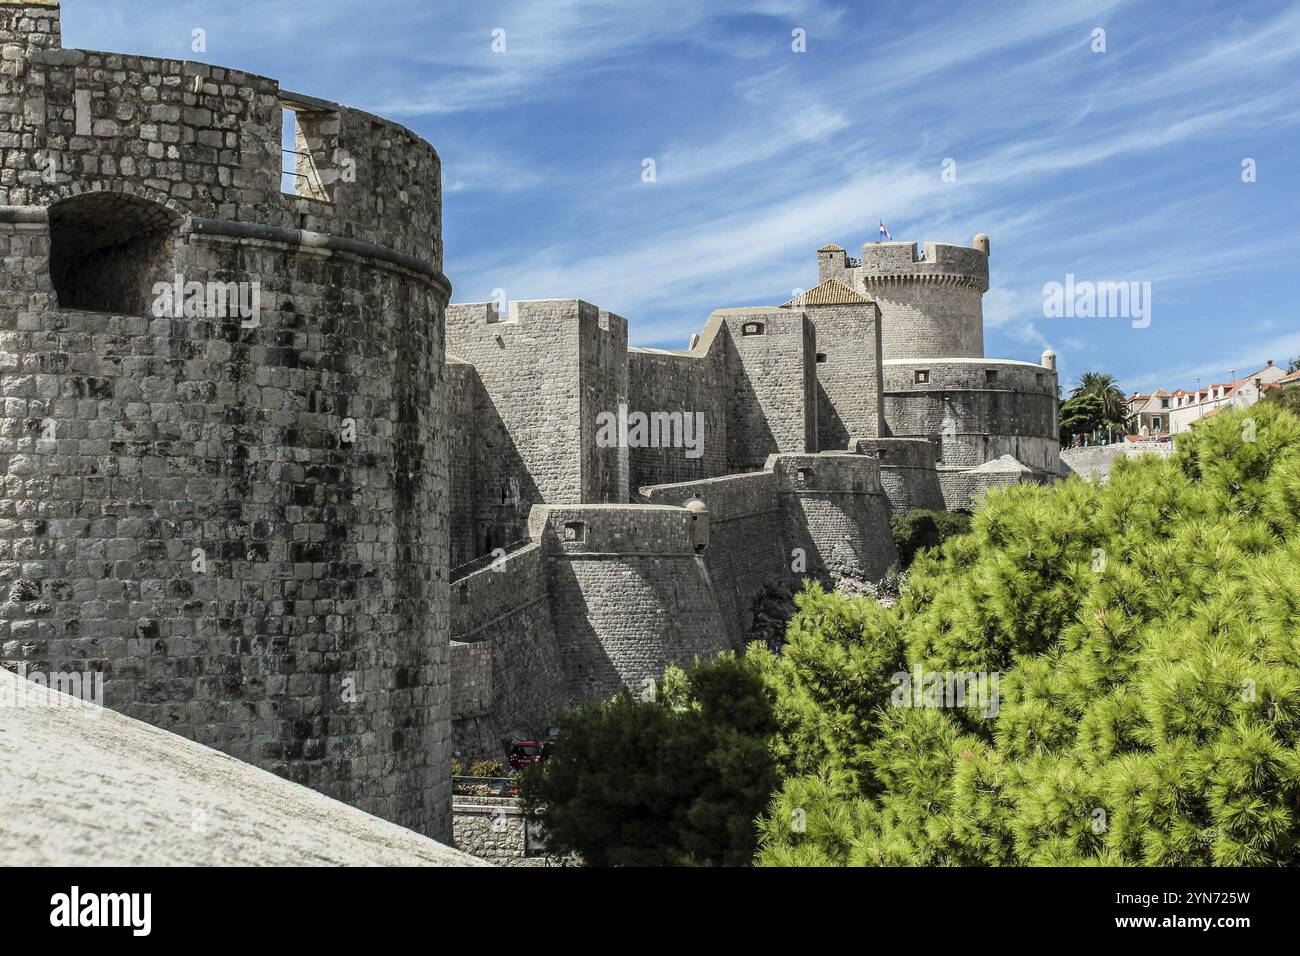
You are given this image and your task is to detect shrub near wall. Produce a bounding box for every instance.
[889,508,973,568]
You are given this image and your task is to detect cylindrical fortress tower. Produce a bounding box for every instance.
[844,239,989,360]
[0,3,453,838]
[881,359,1061,473]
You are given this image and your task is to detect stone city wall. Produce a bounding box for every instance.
[638,469,785,646]
[452,794,564,866]
[445,358,483,568]
[626,344,728,490]
[1059,440,1176,480]
[799,301,884,450]
[445,299,606,554]
[937,465,1045,512]
[718,309,817,470]
[449,541,565,758]
[530,504,730,703]
[771,453,898,580]
[578,307,629,503]
[864,437,946,515]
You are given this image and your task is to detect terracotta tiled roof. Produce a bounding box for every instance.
[817,243,845,252]
[780,277,873,308]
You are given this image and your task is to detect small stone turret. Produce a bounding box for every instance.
[1041,347,1057,371]
[816,243,850,284]
[684,497,711,552]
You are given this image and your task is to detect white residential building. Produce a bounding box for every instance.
[1165,361,1288,435]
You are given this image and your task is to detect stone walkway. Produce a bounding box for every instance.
[0,670,487,867]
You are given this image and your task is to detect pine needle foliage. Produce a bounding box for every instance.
[757,403,1300,865]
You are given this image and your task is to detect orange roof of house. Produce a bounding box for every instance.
[780,277,874,308]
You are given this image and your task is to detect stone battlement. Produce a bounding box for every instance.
[447,298,625,334]
[0,1,441,266]
[854,241,990,291]
[818,234,991,360]
[529,504,700,556]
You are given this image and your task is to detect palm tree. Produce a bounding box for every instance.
[1070,372,1127,440]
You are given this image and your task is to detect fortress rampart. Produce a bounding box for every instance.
[768,453,896,579]
[531,504,729,701]
[449,540,565,756]
[864,438,946,515]
[446,448,899,753]
[626,345,727,487]
[1059,440,1176,481]
[780,289,885,451]
[637,469,784,644]
[0,3,452,839]
[446,299,630,558]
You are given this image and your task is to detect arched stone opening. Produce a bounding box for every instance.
[48,193,182,314]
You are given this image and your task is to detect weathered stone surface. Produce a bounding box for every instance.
[452,795,566,866]
[0,2,453,842]
[1060,440,1175,481]
[0,669,485,866]
[2,5,1064,837]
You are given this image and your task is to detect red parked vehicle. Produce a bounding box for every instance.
[507,740,547,770]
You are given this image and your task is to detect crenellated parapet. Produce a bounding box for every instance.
[854,241,990,292]
[0,0,442,269]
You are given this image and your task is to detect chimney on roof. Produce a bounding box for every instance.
[1267,359,1274,367]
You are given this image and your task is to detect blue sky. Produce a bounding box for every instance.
[64,0,1300,395]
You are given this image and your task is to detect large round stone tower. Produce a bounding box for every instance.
[819,237,989,359]
[817,232,1061,502]
[0,1,454,839]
